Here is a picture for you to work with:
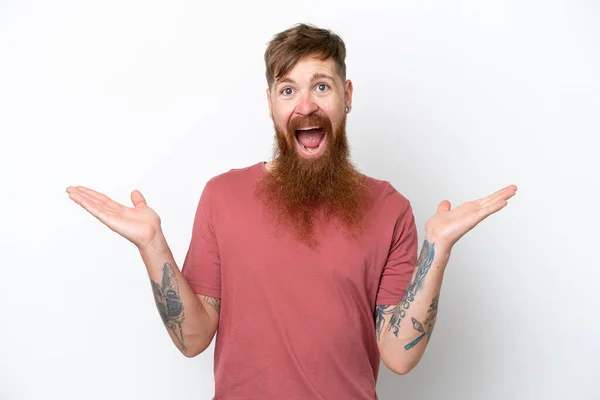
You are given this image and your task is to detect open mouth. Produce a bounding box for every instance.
[294,126,326,156]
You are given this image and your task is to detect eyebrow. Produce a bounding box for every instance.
[276,73,335,86]
[312,73,334,81]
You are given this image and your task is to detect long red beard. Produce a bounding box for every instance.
[256,113,371,247]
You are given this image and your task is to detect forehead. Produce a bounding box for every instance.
[277,56,338,84]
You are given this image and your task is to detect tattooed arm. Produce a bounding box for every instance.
[375,185,516,374]
[375,237,450,374]
[139,235,220,357]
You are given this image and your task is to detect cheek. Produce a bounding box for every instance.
[322,111,344,133]
[272,112,293,144]
[272,107,293,127]
[317,101,344,123]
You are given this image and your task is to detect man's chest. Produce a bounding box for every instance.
[214,207,391,304]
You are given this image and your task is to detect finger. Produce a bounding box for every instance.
[74,186,115,206]
[68,191,114,225]
[477,199,509,220]
[476,186,508,205]
[71,188,106,209]
[74,186,125,214]
[437,200,451,213]
[69,188,121,221]
[131,190,147,208]
[479,185,517,207]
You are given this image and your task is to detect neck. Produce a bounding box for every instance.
[264,160,274,172]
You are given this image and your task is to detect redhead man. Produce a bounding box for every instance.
[67,23,517,400]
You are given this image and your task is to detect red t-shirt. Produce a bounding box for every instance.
[182,161,418,400]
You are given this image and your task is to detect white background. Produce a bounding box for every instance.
[1,0,598,399]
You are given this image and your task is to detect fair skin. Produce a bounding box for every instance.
[65,55,517,372]
[64,188,220,357]
[375,187,516,374]
[267,56,518,374]
[265,56,353,169]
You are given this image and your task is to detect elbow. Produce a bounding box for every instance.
[181,345,206,358]
[381,350,417,375]
[183,351,199,359]
[382,353,418,375]
[388,362,416,375]
[181,337,212,358]
[380,344,423,375]
[182,348,200,358]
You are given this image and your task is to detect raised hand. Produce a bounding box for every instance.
[66,186,163,250]
[424,184,518,250]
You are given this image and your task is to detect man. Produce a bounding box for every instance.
[66,24,517,399]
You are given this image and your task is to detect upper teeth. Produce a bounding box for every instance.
[298,127,319,130]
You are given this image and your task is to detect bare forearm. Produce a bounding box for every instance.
[139,233,216,357]
[377,237,450,374]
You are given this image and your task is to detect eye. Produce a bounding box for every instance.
[282,87,293,96]
[316,83,329,92]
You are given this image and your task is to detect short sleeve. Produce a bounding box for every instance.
[375,199,418,305]
[181,180,221,298]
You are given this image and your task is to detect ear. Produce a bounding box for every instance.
[266,87,273,118]
[344,80,354,111]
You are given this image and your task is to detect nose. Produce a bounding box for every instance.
[294,92,319,116]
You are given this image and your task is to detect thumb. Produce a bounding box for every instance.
[437,200,451,213]
[131,190,147,208]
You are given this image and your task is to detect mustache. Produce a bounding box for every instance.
[287,113,333,135]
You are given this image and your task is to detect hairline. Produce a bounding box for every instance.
[269,56,347,91]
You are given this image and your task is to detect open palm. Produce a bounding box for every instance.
[425,185,518,249]
[66,186,162,250]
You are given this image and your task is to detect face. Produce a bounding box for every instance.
[258,56,368,247]
[267,56,353,160]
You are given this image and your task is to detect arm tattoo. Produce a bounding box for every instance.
[375,305,397,341]
[387,240,436,337]
[404,294,439,350]
[202,296,221,314]
[375,240,439,344]
[151,262,186,352]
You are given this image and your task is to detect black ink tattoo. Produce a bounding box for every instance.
[202,296,221,314]
[404,294,439,350]
[375,305,397,341]
[152,262,186,351]
[388,240,435,337]
[423,294,439,343]
[411,317,424,333]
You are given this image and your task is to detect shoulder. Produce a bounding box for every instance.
[204,162,264,194]
[362,173,412,214]
[206,162,263,189]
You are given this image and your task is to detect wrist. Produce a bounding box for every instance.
[423,234,452,261]
[138,230,168,255]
